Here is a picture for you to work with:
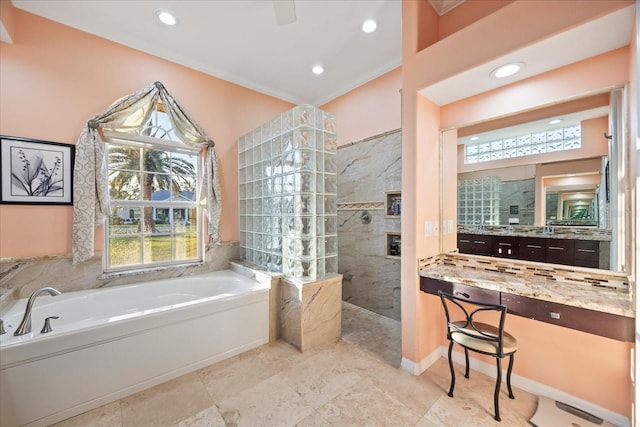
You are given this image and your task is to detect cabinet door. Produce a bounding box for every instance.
[471,235,493,256]
[574,240,599,268]
[546,239,574,266]
[457,234,473,254]
[519,238,546,262]
[493,236,519,258]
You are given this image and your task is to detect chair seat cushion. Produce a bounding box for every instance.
[450,321,518,355]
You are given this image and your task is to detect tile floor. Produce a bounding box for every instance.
[53,302,538,426]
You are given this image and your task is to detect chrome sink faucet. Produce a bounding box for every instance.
[14,287,62,336]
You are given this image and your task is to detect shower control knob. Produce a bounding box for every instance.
[41,316,59,334]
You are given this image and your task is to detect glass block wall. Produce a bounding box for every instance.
[238,105,338,281]
[457,176,501,225]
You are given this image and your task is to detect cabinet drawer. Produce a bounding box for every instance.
[420,277,500,304]
[519,238,546,262]
[545,239,574,266]
[501,293,633,341]
[471,236,494,256]
[457,234,474,254]
[574,240,599,268]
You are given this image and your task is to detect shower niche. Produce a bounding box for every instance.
[238,105,338,281]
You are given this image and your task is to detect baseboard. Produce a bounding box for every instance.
[400,346,442,375]
[405,345,629,427]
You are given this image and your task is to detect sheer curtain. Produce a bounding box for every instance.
[72,81,221,263]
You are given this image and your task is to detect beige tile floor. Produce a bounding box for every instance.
[53,302,538,427]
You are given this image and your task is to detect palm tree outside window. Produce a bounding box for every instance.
[104,104,203,271]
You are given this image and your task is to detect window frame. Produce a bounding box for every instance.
[103,130,204,273]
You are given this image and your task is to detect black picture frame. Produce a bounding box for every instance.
[0,135,74,205]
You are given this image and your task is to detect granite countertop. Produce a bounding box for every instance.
[419,264,634,318]
[457,227,611,241]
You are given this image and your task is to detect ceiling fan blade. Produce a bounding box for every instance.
[273,0,296,26]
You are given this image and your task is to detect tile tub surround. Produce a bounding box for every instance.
[337,129,401,321]
[0,242,239,312]
[280,274,343,352]
[418,253,632,317]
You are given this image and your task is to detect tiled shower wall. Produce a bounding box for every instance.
[337,130,401,320]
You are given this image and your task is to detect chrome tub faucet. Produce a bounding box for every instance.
[14,287,62,336]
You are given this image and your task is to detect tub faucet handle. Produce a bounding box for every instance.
[0,319,6,335]
[41,316,59,334]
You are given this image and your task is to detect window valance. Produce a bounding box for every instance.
[72,81,221,263]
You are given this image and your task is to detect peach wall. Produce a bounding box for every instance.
[441,128,457,252]
[402,0,635,418]
[401,90,443,362]
[438,0,513,40]
[0,7,293,258]
[320,67,401,146]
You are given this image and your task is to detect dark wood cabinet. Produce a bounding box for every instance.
[420,276,633,342]
[493,236,519,259]
[518,237,546,262]
[420,278,500,304]
[457,233,494,256]
[574,240,600,268]
[545,239,574,266]
[458,233,604,269]
[470,235,493,256]
[501,293,633,342]
[457,234,474,254]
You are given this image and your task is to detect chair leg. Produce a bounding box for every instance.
[494,357,502,422]
[447,341,456,397]
[506,354,515,399]
[464,347,470,378]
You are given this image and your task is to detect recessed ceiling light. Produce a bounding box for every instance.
[470,136,479,141]
[491,62,524,79]
[312,65,324,75]
[362,19,377,33]
[157,11,177,26]
[548,119,563,125]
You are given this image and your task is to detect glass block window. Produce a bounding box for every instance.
[464,124,581,164]
[457,176,501,225]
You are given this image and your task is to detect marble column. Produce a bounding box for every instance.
[279,274,343,351]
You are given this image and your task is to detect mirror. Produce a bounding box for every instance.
[448,89,626,272]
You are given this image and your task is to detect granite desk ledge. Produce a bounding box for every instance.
[419,264,634,318]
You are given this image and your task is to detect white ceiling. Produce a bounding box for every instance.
[8,1,635,109]
[11,0,402,106]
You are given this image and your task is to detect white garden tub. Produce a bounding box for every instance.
[0,270,270,427]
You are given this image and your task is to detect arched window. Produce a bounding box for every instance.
[72,82,221,269]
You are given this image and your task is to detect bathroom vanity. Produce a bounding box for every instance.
[419,253,633,342]
[457,226,611,269]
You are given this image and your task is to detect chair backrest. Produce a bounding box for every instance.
[438,290,508,356]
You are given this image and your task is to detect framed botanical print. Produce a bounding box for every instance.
[0,135,74,205]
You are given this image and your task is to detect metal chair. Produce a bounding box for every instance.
[438,290,518,422]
